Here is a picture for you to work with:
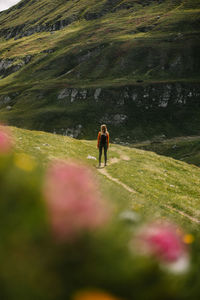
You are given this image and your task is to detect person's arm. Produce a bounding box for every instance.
[97,132,101,148]
[107,133,109,149]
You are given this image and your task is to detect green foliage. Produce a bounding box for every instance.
[1,126,200,300]
[9,125,200,231]
[134,136,200,167]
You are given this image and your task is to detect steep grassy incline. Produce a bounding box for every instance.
[10,126,200,232]
[1,0,198,39]
[134,135,200,166]
[1,0,199,84]
[0,0,200,140]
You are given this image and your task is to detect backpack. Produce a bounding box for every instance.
[100,133,107,145]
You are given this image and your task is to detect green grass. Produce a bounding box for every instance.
[133,135,200,166]
[10,126,200,233]
[0,0,200,141]
[0,0,200,88]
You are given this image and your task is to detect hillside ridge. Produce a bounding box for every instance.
[0,0,200,141]
[0,0,181,40]
[9,125,200,231]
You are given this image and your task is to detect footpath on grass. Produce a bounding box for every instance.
[97,147,200,225]
[97,148,136,194]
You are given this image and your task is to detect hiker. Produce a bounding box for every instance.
[97,124,109,167]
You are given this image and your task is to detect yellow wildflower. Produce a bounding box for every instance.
[183,234,194,244]
[14,153,36,172]
[72,290,122,300]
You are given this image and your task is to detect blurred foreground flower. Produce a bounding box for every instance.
[14,153,36,172]
[73,290,122,300]
[119,210,140,223]
[44,161,109,241]
[0,126,12,154]
[132,220,189,273]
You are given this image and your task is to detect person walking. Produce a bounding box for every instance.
[97,124,109,167]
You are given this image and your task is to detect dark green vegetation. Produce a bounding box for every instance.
[134,135,200,166]
[0,0,200,140]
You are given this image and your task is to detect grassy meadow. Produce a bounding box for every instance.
[10,125,200,233]
[1,125,200,299]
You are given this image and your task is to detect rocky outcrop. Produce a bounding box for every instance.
[3,24,26,40]
[56,83,200,127]
[0,95,12,106]
[94,88,102,101]
[0,59,13,72]
[100,113,128,125]
[0,92,19,108]
[58,88,87,102]
[1,82,199,140]
[41,49,55,54]
[60,125,83,138]
[0,55,32,78]
[58,87,103,102]
[57,83,200,109]
[0,15,79,40]
[0,0,166,40]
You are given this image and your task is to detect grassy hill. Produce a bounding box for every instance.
[10,125,200,233]
[133,135,200,166]
[0,0,200,140]
[2,125,200,299]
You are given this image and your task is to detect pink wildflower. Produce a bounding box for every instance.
[133,220,189,273]
[44,161,109,241]
[0,126,12,154]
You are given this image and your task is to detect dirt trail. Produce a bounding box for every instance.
[98,167,136,193]
[164,204,200,224]
[97,148,200,225]
[97,148,136,193]
[109,157,120,164]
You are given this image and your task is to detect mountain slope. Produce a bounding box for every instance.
[2,125,200,300]
[0,0,200,140]
[10,125,200,232]
[134,135,200,166]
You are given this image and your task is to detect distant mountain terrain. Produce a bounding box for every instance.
[134,135,200,166]
[0,0,200,140]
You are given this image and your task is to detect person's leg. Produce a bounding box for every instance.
[99,145,102,166]
[104,145,107,166]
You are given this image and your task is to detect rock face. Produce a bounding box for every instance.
[0,82,200,139]
[61,125,83,138]
[57,89,71,100]
[0,92,20,108]
[0,15,79,40]
[100,114,128,125]
[0,60,13,71]
[0,56,32,78]
[0,95,12,105]
[58,88,103,102]
[55,82,200,130]
[57,83,200,110]
[58,88,87,102]
[0,0,165,40]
